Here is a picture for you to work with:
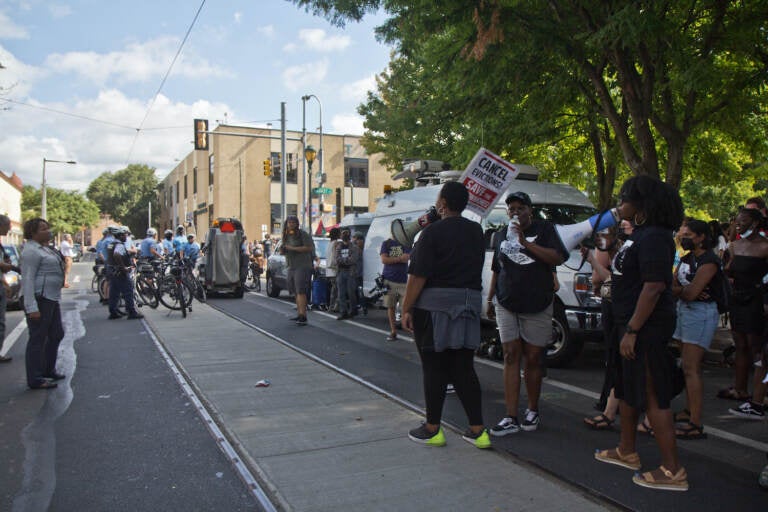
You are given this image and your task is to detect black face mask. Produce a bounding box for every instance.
[341,234,350,242]
[680,237,696,251]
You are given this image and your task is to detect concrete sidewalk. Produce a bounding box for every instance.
[142,303,612,512]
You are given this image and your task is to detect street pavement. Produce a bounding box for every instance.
[1,261,767,511]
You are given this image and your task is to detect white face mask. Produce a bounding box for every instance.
[596,238,609,250]
[742,226,755,239]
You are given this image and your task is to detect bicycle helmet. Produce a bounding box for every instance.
[146,228,157,237]
[164,229,173,237]
[176,224,185,234]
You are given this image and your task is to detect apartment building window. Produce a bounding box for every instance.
[193,167,198,194]
[175,181,179,204]
[184,175,188,199]
[209,154,215,186]
[345,158,369,187]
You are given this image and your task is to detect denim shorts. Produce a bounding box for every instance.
[673,300,719,349]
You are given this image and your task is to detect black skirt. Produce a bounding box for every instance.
[612,313,676,411]
[730,290,765,335]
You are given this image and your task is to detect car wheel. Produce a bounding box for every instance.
[546,300,583,368]
[266,273,280,298]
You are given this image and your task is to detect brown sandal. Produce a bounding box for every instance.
[632,465,689,491]
[636,419,654,437]
[594,447,641,470]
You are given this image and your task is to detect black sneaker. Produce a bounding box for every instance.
[126,313,144,320]
[446,383,456,394]
[296,315,307,326]
[289,315,300,321]
[521,409,540,431]
[490,416,520,437]
[728,401,765,420]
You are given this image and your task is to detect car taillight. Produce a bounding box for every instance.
[574,273,599,307]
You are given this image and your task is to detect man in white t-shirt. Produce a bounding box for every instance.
[60,233,75,288]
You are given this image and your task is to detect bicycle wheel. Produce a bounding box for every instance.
[91,274,99,292]
[243,268,257,291]
[158,276,192,311]
[98,276,109,302]
[193,279,207,303]
[136,277,159,308]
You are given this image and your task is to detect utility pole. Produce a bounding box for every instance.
[280,102,287,226]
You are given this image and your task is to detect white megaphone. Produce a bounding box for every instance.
[391,207,440,248]
[554,208,621,252]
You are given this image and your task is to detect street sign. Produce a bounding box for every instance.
[312,187,332,195]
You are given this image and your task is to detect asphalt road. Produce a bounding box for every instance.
[2,262,767,511]
[0,268,259,512]
[209,288,768,511]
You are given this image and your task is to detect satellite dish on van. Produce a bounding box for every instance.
[391,207,440,248]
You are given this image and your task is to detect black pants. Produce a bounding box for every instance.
[413,308,483,426]
[25,296,64,386]
[109,273,137,315]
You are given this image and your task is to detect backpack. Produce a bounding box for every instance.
[711,265,732,314]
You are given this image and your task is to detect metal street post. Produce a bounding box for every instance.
[41,158,76,219]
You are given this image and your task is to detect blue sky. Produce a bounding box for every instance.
[0,0,392,191]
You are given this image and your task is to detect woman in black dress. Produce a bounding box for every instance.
[594,176,688,491]
[723,207,768,419]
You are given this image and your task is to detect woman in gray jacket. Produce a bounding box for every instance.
[21,218,66,390]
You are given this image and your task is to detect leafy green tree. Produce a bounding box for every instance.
[293,0,768,208]
[86,164,159,235]
[21,185,100,235]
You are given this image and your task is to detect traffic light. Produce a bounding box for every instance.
[263,159,272,176]
[194,119,209,151]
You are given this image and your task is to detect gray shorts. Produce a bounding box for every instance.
[495,301,553,347]
[287,267,312,296]
[383,280,406,308]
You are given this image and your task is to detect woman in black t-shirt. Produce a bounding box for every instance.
[401,181,489,449]
[670,219,721,439]
[594,176,689,491]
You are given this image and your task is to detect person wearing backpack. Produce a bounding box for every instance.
[670,219,722,439]
[335,229,360,320]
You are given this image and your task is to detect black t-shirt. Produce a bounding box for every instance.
[491,219,568,313]
[408,216,485,290]
[611,225,675,321]
[676,250,721,303]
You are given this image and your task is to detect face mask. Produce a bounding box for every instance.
[741,226,754,239]
[680,237,695,251]
[341,234,350,242]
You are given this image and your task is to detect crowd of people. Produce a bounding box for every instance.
[3,175,768,492]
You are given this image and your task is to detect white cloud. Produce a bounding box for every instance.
[340,74,377,103]
[0,11,29,39]
[0,89,232,191]
[0,44,45,96]
[49,4,72,18]
[281,59,328,92]
[44,37,233,85]
[256,25,274,38]
[234,11,242,24]
[294,29,351,53]
[330,113,364,135]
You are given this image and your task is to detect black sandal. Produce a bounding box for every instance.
[675,421,707,440]
[583,413,614,431]
[637,419,654,437]
[673,409,691,423]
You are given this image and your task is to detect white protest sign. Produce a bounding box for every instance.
[459,148,520,219]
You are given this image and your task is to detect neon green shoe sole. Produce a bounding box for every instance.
[408,425,447,446]
[462,428,492,449]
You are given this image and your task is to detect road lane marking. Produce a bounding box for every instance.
[0,319,27,357]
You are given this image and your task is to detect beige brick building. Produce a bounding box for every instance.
[158,124,398,240]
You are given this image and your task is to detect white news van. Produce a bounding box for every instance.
[361,169,602,367]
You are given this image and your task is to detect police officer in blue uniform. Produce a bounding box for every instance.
[172,225,186,256]
[106,226,143,320]
[184,234,201,265]
[140,228,162,260]
[162,229,174,256]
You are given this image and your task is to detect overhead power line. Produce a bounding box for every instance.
[125,0,207,163]
[1,98,138,130]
